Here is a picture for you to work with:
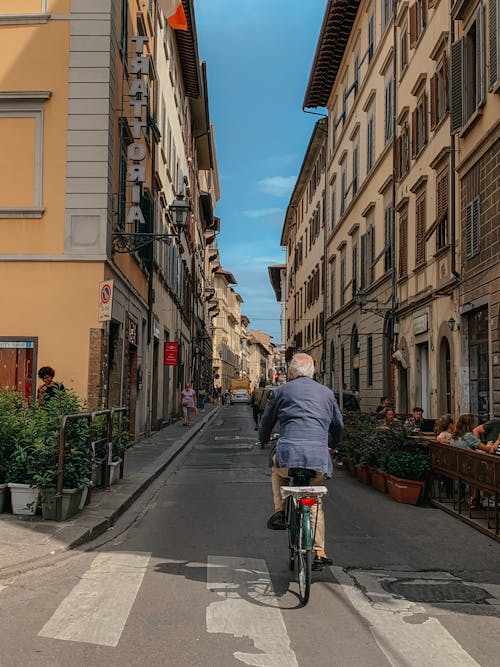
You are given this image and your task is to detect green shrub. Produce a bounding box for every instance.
[385,447,430,481]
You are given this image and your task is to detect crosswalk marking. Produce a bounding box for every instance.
[207,556,298,667]
[38,551,150,647]
[331,566,481,667]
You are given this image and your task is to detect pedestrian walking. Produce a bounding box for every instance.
[251,380,271,430]
[181,382,197,426]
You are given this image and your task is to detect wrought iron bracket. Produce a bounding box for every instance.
[359,305,391,319]
[112,232,175,254]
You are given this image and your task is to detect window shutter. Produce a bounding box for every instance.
[450,38,465,133]
[395,134,402,178]
[422,92,428,143]
[361,233,367,288]
[442,53,449,111]
[409,3,418,47]
[430,74,438,130]
[369,226,375,283]
[399,213,408,277]
[490,0,500,89]
[416,196,426,265]
[411,108,418,157]
[466,196,481,257]
[476,4,486,107]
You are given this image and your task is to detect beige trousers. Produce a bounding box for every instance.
[272,464,327,552]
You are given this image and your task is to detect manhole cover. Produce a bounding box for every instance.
[382,579,490,604]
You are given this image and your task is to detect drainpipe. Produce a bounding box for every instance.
[390,1,398,404]
[450,18,460,283]
[321,121,329,385]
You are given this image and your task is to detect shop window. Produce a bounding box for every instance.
[0,340,36,400]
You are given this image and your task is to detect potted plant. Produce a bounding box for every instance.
[0,390,25,512]
[385,444,430,505]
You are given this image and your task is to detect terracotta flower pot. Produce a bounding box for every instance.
[371,469,387,493]
[386,474,424,505]
[347,458,357,477]
[356,464,371,485]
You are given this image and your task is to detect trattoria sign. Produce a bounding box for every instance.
[126,36,150,227]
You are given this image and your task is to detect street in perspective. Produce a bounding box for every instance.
[2,0,500,665]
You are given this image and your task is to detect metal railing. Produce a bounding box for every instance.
[56,407,128,522]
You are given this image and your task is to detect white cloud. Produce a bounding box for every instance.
[242,208,283,219]
[257,176,296,198]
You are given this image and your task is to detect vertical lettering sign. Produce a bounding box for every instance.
[164,342,179,366]
[126,36,150,227]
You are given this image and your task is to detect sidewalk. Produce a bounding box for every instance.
[0,403,222,578]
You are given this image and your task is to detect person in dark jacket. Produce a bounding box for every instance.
[37,366,65,404]
[259,352,343,570]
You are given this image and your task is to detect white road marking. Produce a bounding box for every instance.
[38,551,150,647]
[331,566,481,667]
[207,556,298,667]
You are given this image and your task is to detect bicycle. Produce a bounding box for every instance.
[281,469,328,606]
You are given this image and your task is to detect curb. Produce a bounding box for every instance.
[0,406,222,579]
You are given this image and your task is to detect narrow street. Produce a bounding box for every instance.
[1,406,500,667]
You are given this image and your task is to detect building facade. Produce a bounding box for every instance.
[0,0,220,436]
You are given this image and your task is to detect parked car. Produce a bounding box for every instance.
[230,389,251,405]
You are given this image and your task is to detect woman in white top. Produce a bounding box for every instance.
[435,414,454,443]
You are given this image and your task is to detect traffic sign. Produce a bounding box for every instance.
[98,280,114,322]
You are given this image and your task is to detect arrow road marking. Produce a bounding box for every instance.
[207,556,298,667]
[38,551,150,647]
[331,566,481,667]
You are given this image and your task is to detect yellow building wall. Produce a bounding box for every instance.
[0,262,104,400]
[0,16,70,254]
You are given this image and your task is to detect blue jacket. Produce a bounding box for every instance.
[258,376,343,475]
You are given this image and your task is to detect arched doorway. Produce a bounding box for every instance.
[439,337,452,415]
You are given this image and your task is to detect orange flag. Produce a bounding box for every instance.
[158,0,188,31]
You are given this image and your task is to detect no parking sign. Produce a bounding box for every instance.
[98,280,114,322]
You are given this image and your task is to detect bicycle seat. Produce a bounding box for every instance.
[289,468,316,485]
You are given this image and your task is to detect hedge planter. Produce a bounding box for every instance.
[356,464,371,485]
[370,469,387,493]
[347,458,357,477]
[386,474,424,505]
[8,483,40,516]
[41,487,83,521]
[0,483,7,512]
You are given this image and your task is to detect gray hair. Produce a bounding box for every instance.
[288,353,315,380]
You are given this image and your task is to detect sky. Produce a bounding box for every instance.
[195,0,327,344]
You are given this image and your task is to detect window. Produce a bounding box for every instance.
[435,169,449,249]
[399,211,408,278]
[409,0,427,47]
[368,13,376,62]
[396,122,410,178]
[120,0,128,60]
[430,54,448,129]
[340,252,346,306]
[411,91,428,157]
[353,53,360,96]
[352,141,359,195]
[0,95,48,218]
[352,243,359,298]
[329,260,336,314]
[384,205,393,271]
[401,20,409,71]
[415,193,426,266]
[340,160,347,215]
[331,185,337,229]
[367,112,375,171]
[382,0,393,30]
[367,336,373,386]
[465,196,480,258]
[450,6,485,133]
[384,75,394,142]
[361,225,375,287]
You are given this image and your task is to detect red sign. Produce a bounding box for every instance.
[164,341,179,366]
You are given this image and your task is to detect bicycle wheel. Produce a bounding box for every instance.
[297,513,313,605]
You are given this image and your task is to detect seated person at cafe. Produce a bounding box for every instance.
[383,408,400,426]
[435,414,454,443]
[404,407,424,433]
[472,417,500,448]
[374,396,392,418]
[450,414,498,453]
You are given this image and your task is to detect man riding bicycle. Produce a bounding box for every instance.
[259,352,343,570]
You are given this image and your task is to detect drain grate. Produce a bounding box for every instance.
[382,579,490,604]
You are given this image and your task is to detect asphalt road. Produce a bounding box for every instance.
[1,404,500,666]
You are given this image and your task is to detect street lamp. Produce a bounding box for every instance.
[447,317,460,332]
[112,192,191,253]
